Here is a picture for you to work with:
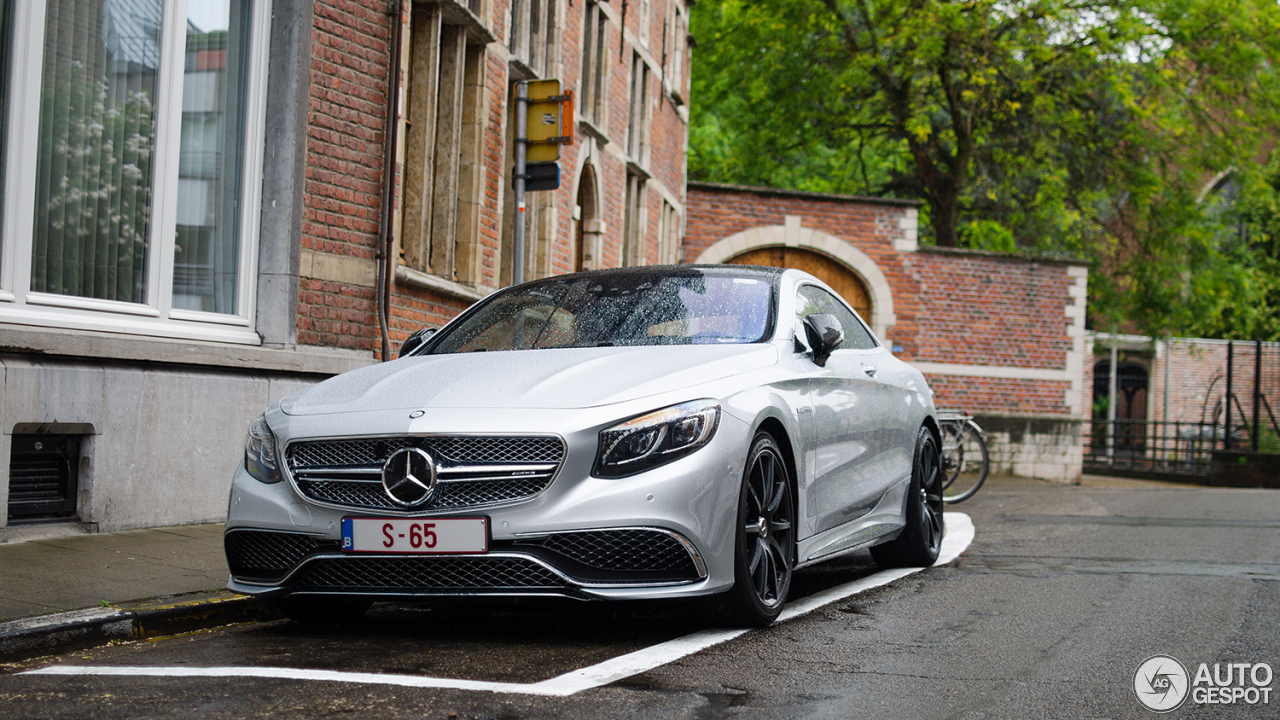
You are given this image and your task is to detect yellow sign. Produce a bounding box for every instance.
[525,80,573,163]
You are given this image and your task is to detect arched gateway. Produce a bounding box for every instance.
[694,224,896,339]
[727,246,874,322]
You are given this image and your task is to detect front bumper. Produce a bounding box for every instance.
[224,525,709,600]
[223,408,751,601]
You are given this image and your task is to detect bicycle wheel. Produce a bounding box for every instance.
[940,422,988,504]
[939,422,963,490]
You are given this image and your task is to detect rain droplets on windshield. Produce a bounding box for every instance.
[429,269,777,354]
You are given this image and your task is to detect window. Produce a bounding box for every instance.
[579,1,608,126]
[796,285,877,350]
[657,200,679,265]
[0,0,268,343]
[622,171,646,266]
[402,6,486,283]
[627,52,649,163]
[0,0,11,236]
[509,0,555,76]
[430,270,775,354]
[667,2,687,105]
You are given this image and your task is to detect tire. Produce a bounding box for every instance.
[714,432,795,627]
[871,427,945,568]
[271,596,373,627]
[940,421,988,504]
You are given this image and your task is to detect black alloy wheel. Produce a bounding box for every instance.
[871,426,945,568]
[717,432,795,627]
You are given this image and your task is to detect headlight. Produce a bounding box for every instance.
[244,415,281,483]
[594,400,720,478]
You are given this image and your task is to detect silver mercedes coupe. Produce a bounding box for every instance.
[224,265,943,626]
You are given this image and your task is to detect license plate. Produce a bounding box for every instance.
[341,517,488,554]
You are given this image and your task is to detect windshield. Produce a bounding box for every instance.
[429,269,776,354]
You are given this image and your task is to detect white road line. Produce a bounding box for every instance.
[24,513,975,697]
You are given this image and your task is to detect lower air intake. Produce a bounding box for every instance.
[293,556,570,593]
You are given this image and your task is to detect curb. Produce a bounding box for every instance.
[0,591,281,663]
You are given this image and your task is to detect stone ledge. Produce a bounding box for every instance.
[0,324,373,377]
[394,264,492,303]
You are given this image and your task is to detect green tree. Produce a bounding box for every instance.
[691,0,1280,338]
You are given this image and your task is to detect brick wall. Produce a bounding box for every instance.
[297,0,393,350]
[295,0,692,357]
[685,184,1085,418]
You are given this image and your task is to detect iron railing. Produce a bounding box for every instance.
[1083,419,1225,477]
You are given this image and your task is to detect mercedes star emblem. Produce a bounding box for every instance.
[381,447,437,507]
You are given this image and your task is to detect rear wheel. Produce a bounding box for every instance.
[871,427,944,568]
[714,432,795,627]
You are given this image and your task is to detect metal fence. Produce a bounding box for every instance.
[1083,419,1224,477]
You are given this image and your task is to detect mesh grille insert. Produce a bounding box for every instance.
[294,556,569,592]
[225,530,328,580]
[296,476,554,512]
[529,530,698,573]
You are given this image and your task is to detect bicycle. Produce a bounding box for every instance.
[937,410,989,504]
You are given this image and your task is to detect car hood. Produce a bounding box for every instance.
[280,344,779,415]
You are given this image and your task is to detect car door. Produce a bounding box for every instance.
[797,284,910,535]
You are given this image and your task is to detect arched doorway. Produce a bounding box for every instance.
[728,246,874,321]
[1092,360,1149,454]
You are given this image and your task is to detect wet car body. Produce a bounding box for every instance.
[224,265,942,625]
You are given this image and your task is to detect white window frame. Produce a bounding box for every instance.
[0,0,271,344]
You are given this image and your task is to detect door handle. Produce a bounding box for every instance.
[861,364,877,377]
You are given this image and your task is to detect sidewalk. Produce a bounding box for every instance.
[0,522,277,661]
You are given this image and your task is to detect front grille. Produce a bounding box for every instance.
[225,529,332,581]
[288,436,563,468]
[522,530,700,574]
[293,556,569,593]
[296,476,554,512]
[286,436,564,512]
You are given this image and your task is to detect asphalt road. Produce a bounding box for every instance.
[1,475,1277,719]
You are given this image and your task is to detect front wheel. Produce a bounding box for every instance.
[713,432,795,627]
[871,427,944,568]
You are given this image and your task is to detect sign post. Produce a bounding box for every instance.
[512,80,573,286]
[514,81,529,285]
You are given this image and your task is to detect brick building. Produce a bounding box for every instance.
[686,183,1090,481]
[0,0,692,534]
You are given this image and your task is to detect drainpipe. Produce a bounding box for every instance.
[376,0,405,361]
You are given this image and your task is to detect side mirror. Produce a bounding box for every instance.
[399,327,437,358]
[803,314,844,367]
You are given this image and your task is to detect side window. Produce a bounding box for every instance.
[796,286,878,350]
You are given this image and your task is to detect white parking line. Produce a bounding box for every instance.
[24,513,975,697]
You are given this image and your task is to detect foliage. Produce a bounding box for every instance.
[690,0,1280,339]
